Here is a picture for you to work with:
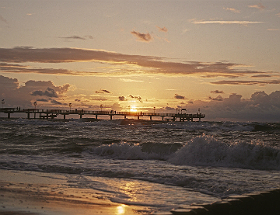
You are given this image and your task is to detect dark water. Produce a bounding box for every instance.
[0,118,279,212]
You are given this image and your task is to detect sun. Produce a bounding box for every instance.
[130,105,137,112]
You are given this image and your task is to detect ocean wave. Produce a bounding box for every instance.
[168,135,280,170]
[90,135,280,170]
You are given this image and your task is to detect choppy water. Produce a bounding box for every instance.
[0,118,280,213]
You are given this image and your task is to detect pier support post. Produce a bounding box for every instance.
[80,114,83,119]
[150,116,152,120]
[95,115,98,119]
[110,115,112,120]
[27,112,30,119]
[64,115,66,120]
[8,112,10,119]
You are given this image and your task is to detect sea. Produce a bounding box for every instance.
[0,117,280,214]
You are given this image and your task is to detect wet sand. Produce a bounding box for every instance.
[0,169,147,215]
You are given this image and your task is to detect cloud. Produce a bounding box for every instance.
[211,90,224,94]
[131,31,153,42]
[191,20,264,25]
[276,13,280,17]
[223,7,240,13]
[119,78,143,83]
[211,80,280,86]
[0,75,70,108]
[174,94,185,99]
[209,95,223,101]
[50,99,63,105]
[182,90,280,122]
[95,89,111,94]
[248,3,265,10]
[36,98,49,102]
[157,26,168,32]
[129,95,142,102]
[251,74,272,78]
[119,96,126,101]
[59,35,93,41]
[0,47,267,79]
[0,75,18,90]
[31,87,58,97]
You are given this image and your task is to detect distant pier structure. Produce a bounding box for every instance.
[0,107,205,122]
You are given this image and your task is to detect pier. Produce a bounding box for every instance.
[0,108,205,121]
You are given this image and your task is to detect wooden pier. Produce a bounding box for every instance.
[0,108,205,122]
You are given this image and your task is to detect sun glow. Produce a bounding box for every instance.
[130,105,137,112]
[116,205,126,214]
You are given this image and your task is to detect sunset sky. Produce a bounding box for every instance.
[1,0,280,121]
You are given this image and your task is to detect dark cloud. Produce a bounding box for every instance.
[119,96,126,101]
[209,95,223,101]
[31,87,58,98]
[129,95,142,102]
[0,47,267,78]
[59,35,93,41]
[251,74,272,78]
[211,80,280,86]
[50,99,63,105]
[0,75,18,90]
[95,89,111,94]
[131,31,153,42]
[174,94,185,99]
[250,91,270,105]
[0,75,70,108]
[36,99,49,102]
[60,36,86,40]
[211,90,224,94]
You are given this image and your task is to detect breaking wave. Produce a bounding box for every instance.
[91,135,280,170]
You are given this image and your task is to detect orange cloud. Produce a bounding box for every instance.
[223,7,240,13]
[0,47,267,79]
[248,3,265,10]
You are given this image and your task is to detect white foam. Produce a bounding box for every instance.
[168,135,280,170]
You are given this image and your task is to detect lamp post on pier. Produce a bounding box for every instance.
[34,101,37,109]
[33,101,37,119]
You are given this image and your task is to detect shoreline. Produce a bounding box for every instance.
[0,169,149,215]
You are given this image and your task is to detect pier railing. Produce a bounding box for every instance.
[0,108,205,121]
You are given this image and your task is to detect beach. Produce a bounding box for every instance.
[0,169,145,215]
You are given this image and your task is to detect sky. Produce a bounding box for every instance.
[0,0,280,122]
